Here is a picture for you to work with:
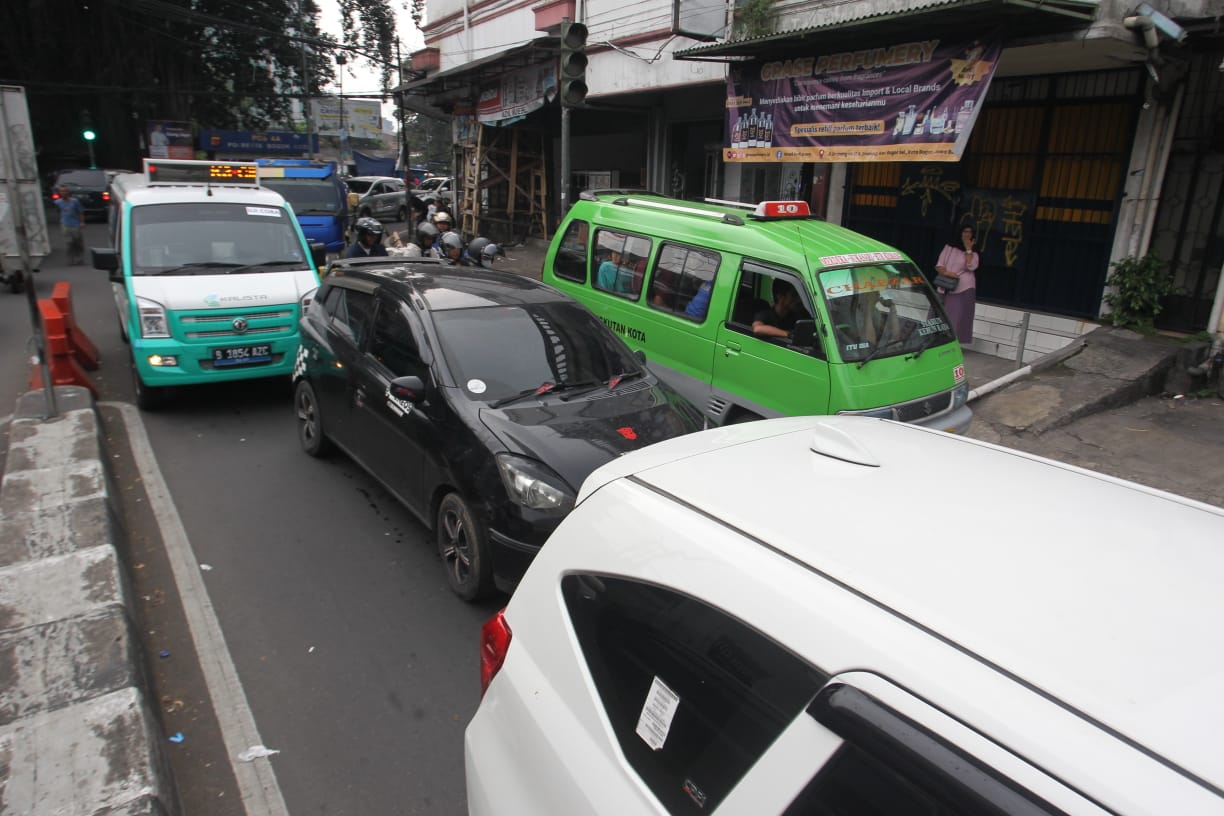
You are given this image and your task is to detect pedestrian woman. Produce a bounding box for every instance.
[935,225,980,343]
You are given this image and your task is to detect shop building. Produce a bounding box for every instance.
[401,0,1224,345]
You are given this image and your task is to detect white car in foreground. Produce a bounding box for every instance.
[466,415,1224,815]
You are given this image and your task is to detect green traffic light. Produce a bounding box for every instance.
[82,129,96,141]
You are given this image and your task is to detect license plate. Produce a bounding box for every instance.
[212,344,272,366]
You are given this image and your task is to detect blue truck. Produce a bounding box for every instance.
[256,159,347,255]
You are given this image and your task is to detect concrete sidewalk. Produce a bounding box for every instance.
[0,386,179,816]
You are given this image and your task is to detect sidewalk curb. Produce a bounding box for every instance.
[0,386,180,815]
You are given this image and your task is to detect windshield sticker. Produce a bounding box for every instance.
[245,206,282,217]
[467,378,487,394]
[819,251,903,266]
[636,676,680,752]
[824,274,926,298]
[954,364,966,383]
[917,317,950,336]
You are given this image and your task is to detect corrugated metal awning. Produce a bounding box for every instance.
[674,0,1100,61]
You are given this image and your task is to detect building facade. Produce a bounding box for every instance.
[402,0,1224,345]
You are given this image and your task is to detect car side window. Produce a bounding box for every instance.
[592,229,651,300]
[369,299,426,379]
[729,262,825,359]
[647,243,720,322]
[323,286,376,348]
[561,575,827,814]
[554,219,590,283]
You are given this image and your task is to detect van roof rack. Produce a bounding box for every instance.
[608,196,745,226]
[579,188,664,201]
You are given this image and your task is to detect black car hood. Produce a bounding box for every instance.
[477,382,700,492]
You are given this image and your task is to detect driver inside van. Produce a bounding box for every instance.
[752,279,808,340]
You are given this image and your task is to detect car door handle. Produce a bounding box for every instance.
[724,341,742,357]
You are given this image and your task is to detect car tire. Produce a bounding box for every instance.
[294,379,333,457]
[396,206,407,223]
[131,354,164,410]
[436,492,494,602]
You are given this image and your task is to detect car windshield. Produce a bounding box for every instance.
[345,179,373,194]
[433,301,642,403]
[818,262,955,364]
[130,202,306,276]
[260,177,342,215]
[57,169,107,188]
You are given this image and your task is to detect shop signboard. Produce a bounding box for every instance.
[724,37,1001,163]
[310,98,383,140]
[148,120,194,159]
[199,129,318,155]
[477,63,558,125]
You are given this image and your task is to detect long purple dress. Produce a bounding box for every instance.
[936,243,980,343]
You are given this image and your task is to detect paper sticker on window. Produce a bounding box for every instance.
[246,206,282,217]
[635,676,680,751]
[467,378,487,394]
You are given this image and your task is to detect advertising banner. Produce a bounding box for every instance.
[148,120,194,159]
[199,129,318,155]
[724,37,1001,163]
[477,63,557,125]
[310,98,383,140]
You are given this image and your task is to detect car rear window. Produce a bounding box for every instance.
[56,169,107,187]
[561,575,827,813]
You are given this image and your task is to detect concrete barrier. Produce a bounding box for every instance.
[0,386,179,815]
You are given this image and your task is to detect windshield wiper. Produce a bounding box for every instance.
[905,333,941,362]
[490,381,557,409]
[855,337,907,370]
[223,260,305,274]
[605,370,643,391]
[150,262,243,276]
[556,379,604,401]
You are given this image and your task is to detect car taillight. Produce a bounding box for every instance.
[102,191,110,202]
[479,609,512,697]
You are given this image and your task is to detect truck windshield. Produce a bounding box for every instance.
[130,202,306,276]
[818,263,955,365]
[260,177,342,216]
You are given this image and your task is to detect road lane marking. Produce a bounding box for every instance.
[107,402,289,816]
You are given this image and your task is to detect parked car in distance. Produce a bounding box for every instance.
[414,175,454,209]
[50,168,111,221]
[292,258,704,600]
[466,415,1224,815]
[344,175,407,223]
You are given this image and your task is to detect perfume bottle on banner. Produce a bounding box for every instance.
[761,113,774,147]
[901,104,917,136]
[955,99,975,134]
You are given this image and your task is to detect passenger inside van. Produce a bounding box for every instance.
[752,279,809,340]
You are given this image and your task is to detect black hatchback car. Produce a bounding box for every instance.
[50,168,111,221]
[293,258,704,600]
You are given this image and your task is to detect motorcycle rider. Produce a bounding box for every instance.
[347,218,388,258]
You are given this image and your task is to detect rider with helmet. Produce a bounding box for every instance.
[416,221,440,257]
[463,237,491,267]
[439,231,465,265]
[347,217,388,258]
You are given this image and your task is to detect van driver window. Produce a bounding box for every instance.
[554,220,590,283]
[731,264,823,358]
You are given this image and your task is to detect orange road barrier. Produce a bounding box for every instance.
[51,281,100,370]
[29,298,98,396]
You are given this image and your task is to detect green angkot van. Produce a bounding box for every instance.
[541,193,972,432]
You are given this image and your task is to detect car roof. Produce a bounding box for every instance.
[577,415,1224,791]
[347,176,396,183]
[327,260,572,310]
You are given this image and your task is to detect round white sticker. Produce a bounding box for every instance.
[467,379,487,394]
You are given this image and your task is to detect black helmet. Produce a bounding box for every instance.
[440,231,464,254]
[355,217,383,239]
[480,242,501,269]
[466,237,492,260]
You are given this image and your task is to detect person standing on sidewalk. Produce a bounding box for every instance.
[935,225,980,343]
[54,185,85,264]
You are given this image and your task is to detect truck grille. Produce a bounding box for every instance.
[179,309,296,340]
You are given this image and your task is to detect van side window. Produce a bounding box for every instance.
[647,243,720,322]
[729,263,824,358]
[554,220,590,283]
[323,286,375,349]
[593,229,651,300]
[561,574,828,815]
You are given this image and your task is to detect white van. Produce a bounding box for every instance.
[93,160,322,408]
[467,416,1224,815]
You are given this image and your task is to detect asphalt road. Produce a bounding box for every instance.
[1,221,492,814]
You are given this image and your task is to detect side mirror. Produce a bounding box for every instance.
[633,349,647,365]
[91,246,118,272]
[309,241,327,268]
[390,375,426,403]
[791,319,817,349]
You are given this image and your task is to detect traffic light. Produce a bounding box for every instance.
[81,110,96,142]
[559,20,588,108]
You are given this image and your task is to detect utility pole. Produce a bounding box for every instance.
[336,52,348,168]
[299,0,315,159]
[396,39,409,186]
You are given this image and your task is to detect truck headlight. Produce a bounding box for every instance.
[495,454,575,512]
[136,296,169,338]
